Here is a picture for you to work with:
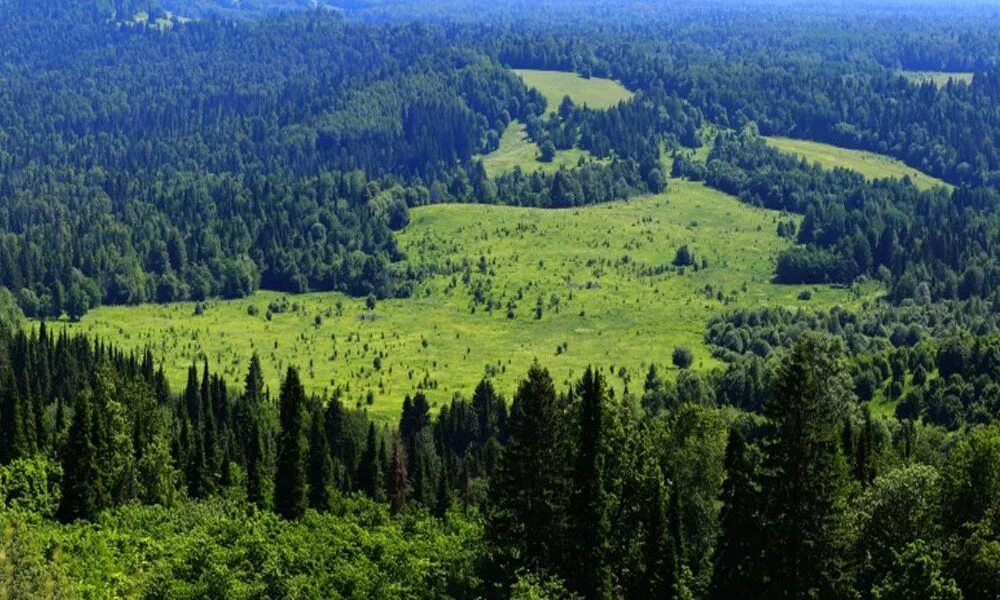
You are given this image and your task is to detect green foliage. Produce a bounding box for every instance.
[761,334,854,599]
[275,367,307,520]
[673,346,694,369]
[58,181,856,418]
[872,541,962,600]
[0,457,62,518]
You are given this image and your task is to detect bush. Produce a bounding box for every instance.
[673,245,694,267]
[672,346,694,369]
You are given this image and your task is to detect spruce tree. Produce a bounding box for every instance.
[486,362,574,586]
[357,422,383,501]
[387,438,408,515]
[855,407,876,488]
[642,461,678,599]
[274,367,307,520]
[59,394,104,522]
[0,361,30,464]
[761,334,853,599]
[245,417,266,509]
[570,367,612,599]
[307,402,334,512]
[710,428,764,600]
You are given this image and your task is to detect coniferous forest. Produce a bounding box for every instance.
[3,0,1000,598]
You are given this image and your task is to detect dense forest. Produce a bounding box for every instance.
[4,0,1000,597]
[3,311,1000,598]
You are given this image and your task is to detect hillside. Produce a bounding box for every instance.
[53,179,857,418]
[764,136,953,191]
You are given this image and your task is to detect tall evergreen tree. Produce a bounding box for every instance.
[59,394,104,522]
[0,361,31,464]
[356,422,383,501]
[710,428,764,600]
[761,334,853,599]
[307,401,334,512]
[387,437,408,515]
[569,367,612,599]
[245,417,266,509]
[274,367,307,520]
[642,457,678,600]
[486,362,574,586]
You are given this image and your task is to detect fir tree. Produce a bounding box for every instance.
[569,367,612,599]
[356,423,383,501]
[274,367,307,520]
[59,394,104,522]
[387,438,408,515]
[486,362,574,586]
[761,334,853,599]
[307,402,334,512]
[710,428,764,600]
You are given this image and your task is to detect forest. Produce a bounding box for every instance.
[3,0,1000,598]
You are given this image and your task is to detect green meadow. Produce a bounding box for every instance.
[513,69,633,110]
[481,121,602,177]
[763,136,953,191]
[900,70,974,87]
[50,180,861,419]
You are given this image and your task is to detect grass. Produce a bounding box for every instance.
[513,69,633,111]
[901,70,975,87]
[763,136,953,192]
[481,121,603,177]
[47,180,865,419]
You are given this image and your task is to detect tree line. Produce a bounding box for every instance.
[3,317,1000,598]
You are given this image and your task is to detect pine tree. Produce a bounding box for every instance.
[710,428,764,600]
[307,402,333,512]
[274,367,307,520]
[569,367,612,599]
[761,334,853,599]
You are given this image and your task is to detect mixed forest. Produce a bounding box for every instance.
[3,0,1000,598]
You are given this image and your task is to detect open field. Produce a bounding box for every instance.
[900,70,975,87]
[481,121,603,176]
[763,136,953,191]
[513,69,633,110]
[48,180,864,419]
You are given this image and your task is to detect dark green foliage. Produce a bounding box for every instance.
[274,367,307,520]
[357,423,384,502]
[486,363,573,586]
[709,429,763,600]
[568,367,612,599]
[760,335,853,599]
[307,402,334,512]
[673,245,694,267]
[58,393,104,522]
[672,346,694,369]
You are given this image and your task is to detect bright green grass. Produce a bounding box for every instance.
[481,121,602,177]
[764,136,952,192]
[901,70,975,87]
[47,180,864,419]
[513,69,633,111]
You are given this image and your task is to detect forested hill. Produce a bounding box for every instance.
[0,1,542,315]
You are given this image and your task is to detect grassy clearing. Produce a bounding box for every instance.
[513,69,633,110]
[901,70,974,87]
[481,121,602,177]
[48,180,863,419]
[763,136,952,191]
